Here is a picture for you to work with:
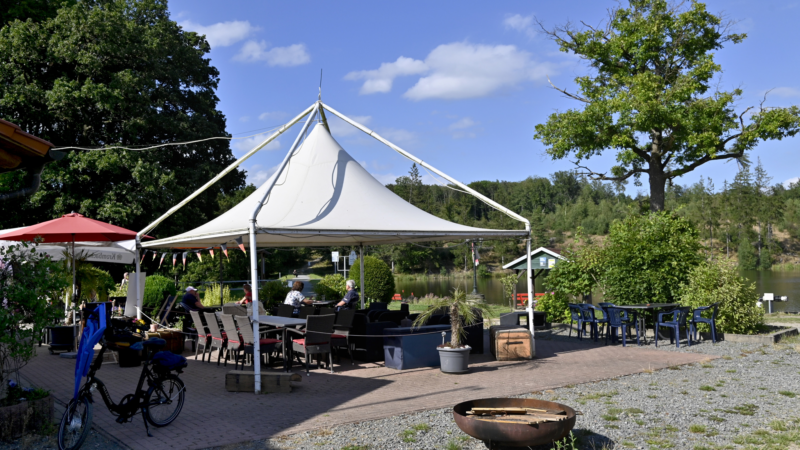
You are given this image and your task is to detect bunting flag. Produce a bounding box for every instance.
[172,253,177,268]
[235,236,246,255]
[151,251,157,261]
[195,251,203,262]
[140,251,147,264]
[221,243,229,259]
[182,252,187,268]
[209,248,215,258]
[158,253,166,269]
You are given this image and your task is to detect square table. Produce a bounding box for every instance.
[613,303,679,345]
[259,315,307,371]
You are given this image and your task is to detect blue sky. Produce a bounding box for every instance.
[169,0,800,195]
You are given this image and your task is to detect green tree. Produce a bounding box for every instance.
[349,255,395,302]
[1,0,75,25]
[602,212,702,305]
[0,0,245,236]
[534,0,800,212]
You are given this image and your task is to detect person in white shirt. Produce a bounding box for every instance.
[284,280,313,314]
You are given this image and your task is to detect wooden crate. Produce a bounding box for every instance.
[145,330,184,354]
[491,327,533,361]
[225,371,302,394]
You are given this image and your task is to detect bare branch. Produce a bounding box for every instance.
[547,76,590,103]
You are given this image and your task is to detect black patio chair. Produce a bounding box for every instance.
[331,308,356,364]
[287,314,336,376]
[234,315,281,370]
[656,307,692,348]
[277,304,294,318]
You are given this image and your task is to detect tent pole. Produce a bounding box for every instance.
[249,103,320,394]
[359,244,365,309]
[321,103,529,227]
[526,226,535,348]
[134,246,142,320]
[136,103,317,242]
[71,235,76,329]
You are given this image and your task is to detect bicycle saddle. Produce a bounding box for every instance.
[130,338,166,351]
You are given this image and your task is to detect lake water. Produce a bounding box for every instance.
[394,270,800,312]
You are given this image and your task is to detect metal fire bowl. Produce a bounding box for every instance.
[453,398,577,449]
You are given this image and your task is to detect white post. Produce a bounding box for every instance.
[249,103,320,394]
[359,244,365,308]
[525,225,535,356]
[134,246,142,320]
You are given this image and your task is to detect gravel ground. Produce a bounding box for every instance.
[217,326,800,450]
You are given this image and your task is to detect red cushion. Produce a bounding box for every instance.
[331,334,347,339]
[260,338,281,345]
[292,338,330,346]
[221,331,227,338]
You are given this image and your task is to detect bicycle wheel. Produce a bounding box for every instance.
[144,375,185,427]
[57,396,93,450]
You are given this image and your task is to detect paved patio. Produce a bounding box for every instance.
[20,334,711,450]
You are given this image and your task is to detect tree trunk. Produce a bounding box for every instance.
[648,163,667,212]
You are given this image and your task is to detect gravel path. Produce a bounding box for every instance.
[215,329,800,450]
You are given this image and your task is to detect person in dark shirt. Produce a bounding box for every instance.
[336,280,359,311]
[180,286,205,311]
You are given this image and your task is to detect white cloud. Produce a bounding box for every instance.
[784,177,799,188]
[344,57,428,94]
[179,20,258,48]
[404,43,553,100]
[504,14,535,38]
[448,117,479,139]
[234,41,310,66]
[771,87,800,98]
[232,136,281,156]
[258,111,288,121]
[327,114,372,137]
[347,42,555,101]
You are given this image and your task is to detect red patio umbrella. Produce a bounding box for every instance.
[0,213,150,322]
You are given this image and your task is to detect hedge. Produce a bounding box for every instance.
[349,256,395,302]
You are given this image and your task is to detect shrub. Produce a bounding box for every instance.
[259,281,291,308]
[77,266,116,302]
[201,283,231,307]
[314,274,346,300]
[143,275,177,309]
[678,258,763,335]
[537,292,571,324]
[349,256,396,302]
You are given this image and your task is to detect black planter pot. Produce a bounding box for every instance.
[47,326,75,354]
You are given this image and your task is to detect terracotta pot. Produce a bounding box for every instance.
[150,323,159,332]
[0,395,53,440]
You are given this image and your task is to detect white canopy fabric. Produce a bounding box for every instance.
[143,124,527,249]
[0,228,135,264]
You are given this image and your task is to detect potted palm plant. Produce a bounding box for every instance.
[412,288,490,374]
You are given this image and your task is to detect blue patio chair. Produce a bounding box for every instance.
[655,307,692,348]
[567,304,590,340]
[582,304,608,342]
[690,302,719,343]
[605,307,639,347]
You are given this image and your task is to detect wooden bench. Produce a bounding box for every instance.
[392,294,402,301]
[516,293,546,309]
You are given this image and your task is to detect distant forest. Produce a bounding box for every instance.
[377,160,799,274]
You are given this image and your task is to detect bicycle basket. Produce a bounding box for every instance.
[152,351,188,372]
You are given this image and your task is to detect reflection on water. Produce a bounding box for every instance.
[394,271,800,312]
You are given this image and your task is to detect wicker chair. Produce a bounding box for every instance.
[319,307,335,316]
[287,314,335,376]
[189,310,211,362]
[298,305,315,320]
[277,304,294,318]
[331,308,355,364]
[235,315,281,370]
[219,314,242,368]
[203,312,227,366]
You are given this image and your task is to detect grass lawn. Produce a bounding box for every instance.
[765,313,800,324]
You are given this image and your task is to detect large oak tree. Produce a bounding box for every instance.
[0,0,245,237]
[534,0,800,211]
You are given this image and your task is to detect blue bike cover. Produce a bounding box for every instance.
[73,304,107,399]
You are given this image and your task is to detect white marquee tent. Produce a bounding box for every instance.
[135,101,535,392]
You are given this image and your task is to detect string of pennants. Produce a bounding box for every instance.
[140,237,248,269]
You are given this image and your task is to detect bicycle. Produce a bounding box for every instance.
[57,307,187,450]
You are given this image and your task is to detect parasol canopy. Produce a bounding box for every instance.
[0,212,149,242]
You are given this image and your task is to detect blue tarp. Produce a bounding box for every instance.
[73,304,106,399]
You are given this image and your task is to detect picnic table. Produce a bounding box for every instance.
[614,303,679,345]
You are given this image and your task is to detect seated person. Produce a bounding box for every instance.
[180,286,205,311]
[335,279,359,311]
[284,280,313,314]
[236,283,253,305]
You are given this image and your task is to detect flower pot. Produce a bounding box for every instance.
[0,395,53,440]
[47,326,75,354]
[438,345,471,374]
